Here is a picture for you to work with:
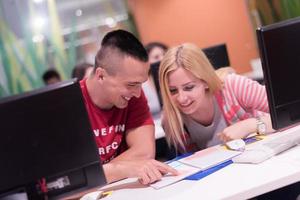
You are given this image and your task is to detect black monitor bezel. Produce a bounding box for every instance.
[257,16,300,130]
[0,79,106,199]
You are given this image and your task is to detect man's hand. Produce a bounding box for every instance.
[104,159,178,185]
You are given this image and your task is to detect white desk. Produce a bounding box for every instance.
[99,143,300,200]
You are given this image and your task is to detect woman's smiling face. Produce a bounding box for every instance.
[167,67,209,115]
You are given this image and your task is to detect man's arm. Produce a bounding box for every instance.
[114,124,156,160]
[103,124,178,184]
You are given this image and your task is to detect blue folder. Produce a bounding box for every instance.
[185,160,233,180]
[169,153,232,181]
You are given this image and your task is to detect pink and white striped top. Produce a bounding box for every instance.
[215,73,269,125]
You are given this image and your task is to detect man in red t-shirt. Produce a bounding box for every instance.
[80,30,177,185]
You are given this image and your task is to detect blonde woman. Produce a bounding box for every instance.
[159,43,273,152]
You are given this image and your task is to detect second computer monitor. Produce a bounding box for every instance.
[202,43,230,69]
[257,16,300,130]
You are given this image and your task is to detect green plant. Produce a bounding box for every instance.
[0,0,77,98]
[255,0,300,25]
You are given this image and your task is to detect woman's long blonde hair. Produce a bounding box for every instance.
[159,43,222,152]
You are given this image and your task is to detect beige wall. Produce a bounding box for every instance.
[127,0,258,73]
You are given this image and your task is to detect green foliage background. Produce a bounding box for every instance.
[255,0,300,25]
[0,0,77,98]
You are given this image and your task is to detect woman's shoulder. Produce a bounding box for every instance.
[223,73,254,87]
[224,73,247,81]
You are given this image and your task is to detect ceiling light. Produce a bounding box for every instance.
[105,17,117,28]
[32,34,44,43]
[31,17,46,32]
[33,0,45,3]
[75,9,82,17]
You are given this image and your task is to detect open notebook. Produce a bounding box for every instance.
[150,146,241,189]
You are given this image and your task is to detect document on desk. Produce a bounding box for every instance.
[150,161,200,189]
[178,146,241,170]
[150,147,241,189]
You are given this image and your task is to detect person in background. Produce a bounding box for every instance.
[145,42,168,64]
[71,63,94,80]
[144,42,175,160]
[143,42,168,114]
[80,29,178,185]
[159,43,273,153]
[42,69,61,85]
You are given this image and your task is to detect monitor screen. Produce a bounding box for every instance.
[150,61,163,107]
[0,80,106,199]
[202,43,230,69]
[257,16,300,130]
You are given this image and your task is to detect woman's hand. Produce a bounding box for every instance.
[218,114,273,142]
[217,118,256,142]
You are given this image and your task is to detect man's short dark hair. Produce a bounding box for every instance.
[42,69,60,83]
[95,30,148,69]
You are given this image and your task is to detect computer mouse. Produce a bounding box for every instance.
[225,139,246,151]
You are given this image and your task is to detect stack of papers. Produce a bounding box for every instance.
[178,146,241,170]
[150,146,242,189]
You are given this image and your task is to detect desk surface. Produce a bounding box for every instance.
[98,144,300,200]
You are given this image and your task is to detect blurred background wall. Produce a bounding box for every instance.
[128,0,257,74]
[0,0,299,97]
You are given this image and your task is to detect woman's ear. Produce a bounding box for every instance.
[202,81,209,90]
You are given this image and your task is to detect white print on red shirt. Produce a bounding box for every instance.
[98,141,119,155]
[93,124,125,136]
[93,124,125,163]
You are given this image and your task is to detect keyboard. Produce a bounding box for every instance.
[232,131,300,164]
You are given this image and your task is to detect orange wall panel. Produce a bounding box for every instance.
[127,0,258,73]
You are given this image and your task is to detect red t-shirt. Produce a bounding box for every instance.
[80,79,154,163]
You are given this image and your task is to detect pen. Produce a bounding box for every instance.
[98,191,113,199]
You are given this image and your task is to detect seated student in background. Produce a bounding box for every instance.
[143,42,168,115]
[71,63,94,80]
[42,68,61,85]
[144,42,178,160]
[145,42,168,64]
[159,43,273,153]
[80,29,177,185]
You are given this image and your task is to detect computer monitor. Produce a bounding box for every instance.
[257,16,300,130]
[0,79,106,199]
[150,61,163,107]
[202,43,230,69]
